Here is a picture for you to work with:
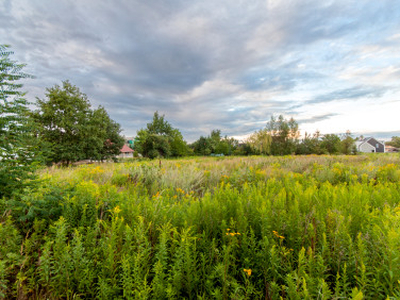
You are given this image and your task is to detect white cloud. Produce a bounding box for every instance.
[2,0,400,141]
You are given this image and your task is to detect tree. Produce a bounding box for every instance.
[135,112,188,158]
[191,136,212,155]
[296,131,324,155]
[31,81,123,165]
[266,115,299,155]
[170,128,189,157]
[321,134,341,154]
[246,129,272,155]
[91,106,124,161]
[146,111,173,135]
[340,130,356,155]
[0,45,38,198]
[191,129,238,156]
[386,136,400,148]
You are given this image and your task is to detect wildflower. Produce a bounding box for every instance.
[113,205,121,214]
[243,269,252,276]
[226,229,241,237]
[176,188,185,194]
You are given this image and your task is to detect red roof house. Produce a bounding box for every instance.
[119,144,134,158]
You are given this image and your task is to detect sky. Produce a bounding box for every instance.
[2,0,400,142]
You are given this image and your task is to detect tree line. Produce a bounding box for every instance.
[2,45,396,197]
[134,112,361,158]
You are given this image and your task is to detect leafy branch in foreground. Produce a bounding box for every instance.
[0,44,38,198]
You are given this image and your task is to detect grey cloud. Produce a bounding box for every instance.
[309,86,389,105]
[2,0,400,142]
[287,85,391,112]
[297,113,338,124]
[353,131,400,140]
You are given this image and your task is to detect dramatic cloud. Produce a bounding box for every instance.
[2,0,400,141]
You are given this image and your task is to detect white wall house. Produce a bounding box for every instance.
[356,137,385,153]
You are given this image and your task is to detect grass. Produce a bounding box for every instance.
[1,154,400,299]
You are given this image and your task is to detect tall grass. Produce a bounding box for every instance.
[1,154,400,298]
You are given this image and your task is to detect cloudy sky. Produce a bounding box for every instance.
[2,0,400,141]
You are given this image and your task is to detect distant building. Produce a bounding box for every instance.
[355,137,385,153]
[385,145,399,153]
[124,136,138,149]
[118,144,134,158]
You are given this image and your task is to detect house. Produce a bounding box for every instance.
[385,145,399,153]
[118,144,134,158]
[355,137,385,153]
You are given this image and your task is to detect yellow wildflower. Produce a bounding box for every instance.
[243,269,252,276]
[113,205,121,214]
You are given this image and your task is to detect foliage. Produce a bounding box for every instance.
[341,130,357,155]
[246,128,272,155]
[0,45,38,198]
[1,155,400,298]
[266,115,299,155]
[321,133,341,154]
[135,112,188,158]
[296,131,324,155]
[91,106,125,161]
[191,129,238,156]
[386,136,400,148]
[31,81,123,165]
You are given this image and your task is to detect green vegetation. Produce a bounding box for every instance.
[2,44,399,299]
[135,111,189,158]
[266,115,299,155]
[1,154,400,298]
[387,136,400,148]
[189,115,358,158]
[30,81,124,165]
[191,129,238,156]
[0,45,39,198]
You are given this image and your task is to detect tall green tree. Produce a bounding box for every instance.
[90,106,124,161]
[246,129,272,155]
[0,45,38,198]
[266,115,299,155]
[296,131,324,155]
[340,130,356,155]
[31,81,123,165]
[321,133,341,154]
[135,112,188,158]
[191,129,238,156]
[191,136,212,156]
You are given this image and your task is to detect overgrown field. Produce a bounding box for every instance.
[1,155,400,299]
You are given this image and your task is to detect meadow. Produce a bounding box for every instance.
[1,154,400,299]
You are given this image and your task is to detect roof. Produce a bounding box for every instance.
[357,137,384,146]
[120,144,134,153]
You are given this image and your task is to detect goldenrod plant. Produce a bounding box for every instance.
[0,154,400,298]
